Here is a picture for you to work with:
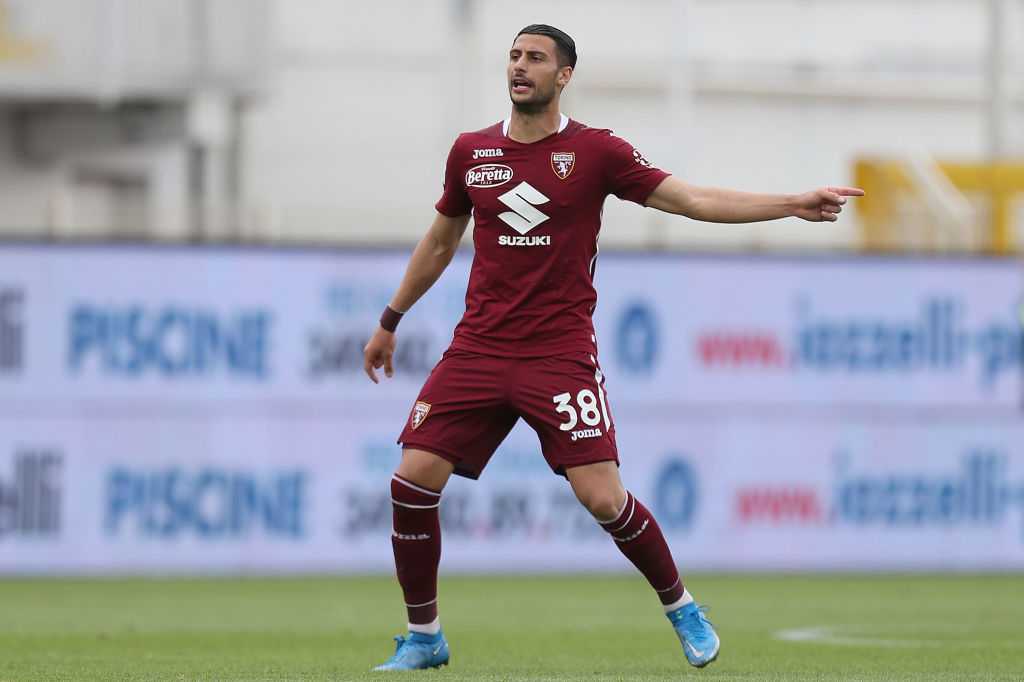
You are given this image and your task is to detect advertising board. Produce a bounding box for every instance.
[3,416,1023,574]
[0,244,1021,573]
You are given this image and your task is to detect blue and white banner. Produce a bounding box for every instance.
[2,415,1023,574]
[1,245,1020,409]
[0,244,469,405]
[0,243,1022,574]
[594,255,1024,410]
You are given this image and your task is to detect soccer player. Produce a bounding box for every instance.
[363,23,863,671]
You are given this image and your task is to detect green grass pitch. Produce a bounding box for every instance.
[1,574,1022,680]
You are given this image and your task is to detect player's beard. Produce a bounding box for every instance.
[510,78,557,118]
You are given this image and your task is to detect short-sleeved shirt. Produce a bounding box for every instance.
[436,115,669,357]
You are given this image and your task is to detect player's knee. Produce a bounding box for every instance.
[395,449,454,492]
[575,489,622,522]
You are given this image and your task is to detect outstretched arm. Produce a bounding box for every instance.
[363,211,471,383]
[645,176,864,223]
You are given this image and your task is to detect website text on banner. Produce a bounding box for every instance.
[0,244,1022,574]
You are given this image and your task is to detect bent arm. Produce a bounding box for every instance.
[645,176,864,223]
[363,211,471,383]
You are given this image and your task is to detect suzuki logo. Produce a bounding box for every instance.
[497,181,550,234]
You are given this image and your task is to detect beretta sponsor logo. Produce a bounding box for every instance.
[466,164,513,188]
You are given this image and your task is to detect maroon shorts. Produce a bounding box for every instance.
[399,348,618,479]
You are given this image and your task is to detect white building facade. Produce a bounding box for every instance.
[0,0,1022,251]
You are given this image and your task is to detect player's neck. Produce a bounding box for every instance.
[507,106,562,144]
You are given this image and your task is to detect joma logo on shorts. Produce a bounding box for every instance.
[472,148,504,159]
[570,427,602,441]
[498,235,551,247]
[466,164,513,188]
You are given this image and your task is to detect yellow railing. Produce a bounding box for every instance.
[855,159,1024,254]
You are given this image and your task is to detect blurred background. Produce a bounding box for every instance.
[1,0,1023,576]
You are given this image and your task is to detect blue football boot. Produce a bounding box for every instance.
[667,603,720,667]
[373,630,450,671]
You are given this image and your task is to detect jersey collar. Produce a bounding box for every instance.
[503,113,569,138]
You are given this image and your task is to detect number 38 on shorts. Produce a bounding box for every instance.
[552,390,607,441]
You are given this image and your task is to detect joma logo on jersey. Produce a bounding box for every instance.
[472,148,504,159]
[466,164,513,188]
[498,235,551,247]
[551,152,575,179]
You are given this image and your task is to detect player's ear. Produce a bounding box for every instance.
[558,66,573,87]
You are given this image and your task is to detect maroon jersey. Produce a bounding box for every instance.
[435,116,669,357]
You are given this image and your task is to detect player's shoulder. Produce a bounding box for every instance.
[447,122,505,162]
[454,122,505,145]
[562,119,629,148]
[562,119,608,137]
[564,119,662,173]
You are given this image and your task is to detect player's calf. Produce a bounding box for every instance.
[598,491,685,605]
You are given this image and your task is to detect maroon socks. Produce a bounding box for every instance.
[599,491,685,606]
[390,474,443,625]
[390,477,684,622]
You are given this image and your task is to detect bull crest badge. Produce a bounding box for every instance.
[551,152,575,179]
[411,401,431,429]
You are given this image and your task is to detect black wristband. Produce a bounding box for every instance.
[379,305,404,332]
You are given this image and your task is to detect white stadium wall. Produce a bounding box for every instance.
[1,243,1023,575]
[2,0,1023,248]
[238,0,1024,249]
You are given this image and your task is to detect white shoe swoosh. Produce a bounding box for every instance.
[684,639,706,658]
[433,643,444,656]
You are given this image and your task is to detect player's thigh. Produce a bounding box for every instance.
[398,349,518,479]
[514,352,618,474]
